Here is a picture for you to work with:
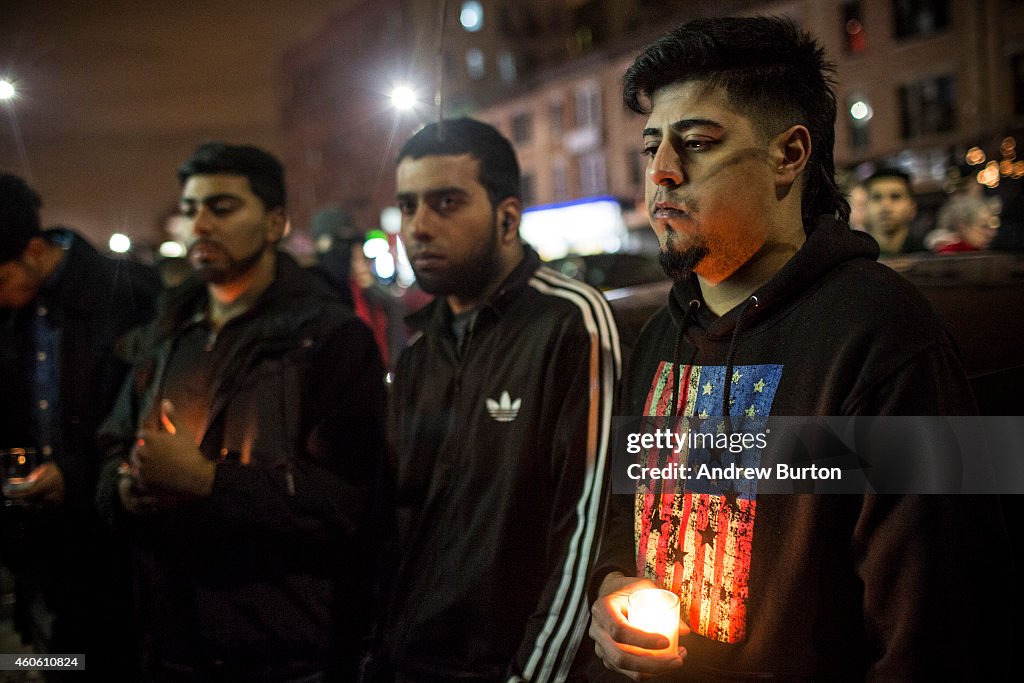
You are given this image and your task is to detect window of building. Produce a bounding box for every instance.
[497,51,517,83]
[574,83,602,129]
[549,99,564,137]
[578,152,607,196]
[898,75,955,139]
[521,172,536,206]
[466,48,485,80]
[629,151,645,190]
[460,1,484,33]
[841,1,867,54]
[511,112,533,144]
[892,0,950,39]
[553,156,569,201]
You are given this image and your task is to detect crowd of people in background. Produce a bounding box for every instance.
[846,165,1012,257]
[0,13,1018,683]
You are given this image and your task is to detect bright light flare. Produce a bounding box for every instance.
[390,86,417,111]
[159,241,186,258]
[109,233,132,253]
[460,2,483,32]
[363,233,390,259]
[374,253,395,279]
[849,100,872,121]
[0,80,15,101]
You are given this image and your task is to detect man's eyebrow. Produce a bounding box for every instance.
[179,193,243,205]
[396,186,468,199]
[643,118,725,137]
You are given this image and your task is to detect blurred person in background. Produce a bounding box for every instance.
[311,208,408,372]
[931,195,998,253]
[845,182,868,232]
[0,173,160,679]
[863,167,925,255]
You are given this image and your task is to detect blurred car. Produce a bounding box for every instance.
[546,252,664,291]
[603,250,1024,414]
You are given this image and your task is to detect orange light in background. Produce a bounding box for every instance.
[965,147,986,165]
[1001,160,1014,176]
[1013,161,1024,179]
[1000,137,1016,159]
[978,161,1001,188]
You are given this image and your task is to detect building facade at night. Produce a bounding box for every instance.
[279,0,1024,243]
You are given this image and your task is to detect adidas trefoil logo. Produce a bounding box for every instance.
[486,391,522,423]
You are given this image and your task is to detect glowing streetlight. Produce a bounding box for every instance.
[158,241,186,258]
[460,2,484,32]
[390,85,417,111]
[109,233,132,254]
[0,80,15,101]
[849,100,872,122]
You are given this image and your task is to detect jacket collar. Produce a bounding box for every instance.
[668,215,879,338]
[407,244,541,336]
[157,250,324,342]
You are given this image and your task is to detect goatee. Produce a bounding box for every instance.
[659,245,708,282]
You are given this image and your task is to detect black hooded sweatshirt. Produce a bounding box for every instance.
[591,217,1012,681]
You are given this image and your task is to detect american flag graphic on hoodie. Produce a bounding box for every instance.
[635,362,782,644]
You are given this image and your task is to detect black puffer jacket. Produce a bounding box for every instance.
[97,252,387,681]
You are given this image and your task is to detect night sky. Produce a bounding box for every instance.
[0,0,352,252]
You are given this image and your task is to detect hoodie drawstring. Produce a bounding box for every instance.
[671,299,701,417]
[721,295,759,419]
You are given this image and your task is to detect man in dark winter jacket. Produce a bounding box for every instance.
[588,16,1013,681]
[372,118,620,682]
[95,143,387,681]
[0,173,160,678]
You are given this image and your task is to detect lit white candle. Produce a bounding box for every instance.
[627,588,680,653]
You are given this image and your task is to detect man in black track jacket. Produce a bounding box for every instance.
[371,118,621,682]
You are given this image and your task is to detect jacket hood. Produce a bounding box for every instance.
[668,215,879,338]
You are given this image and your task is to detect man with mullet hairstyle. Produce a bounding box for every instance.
[587,16,1012,681]
[368,118,621,682]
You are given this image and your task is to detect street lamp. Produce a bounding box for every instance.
[390,85,417,111]
[109,233,131,254]
[1,77,32,181]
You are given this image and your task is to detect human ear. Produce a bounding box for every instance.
[19,236,48,268]
[266,208,288,244]
[772,124,811,188]
[495,197,522,242]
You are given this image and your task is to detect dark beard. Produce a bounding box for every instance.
[193,245,266,284]
[659,244,708,282]
[413,216,501,300]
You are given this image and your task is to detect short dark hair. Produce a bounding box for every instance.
[865,167,912,193]
[0,173,43,263]
[177,142,286,210]
[623,15,848,225]
[396,118,520,206]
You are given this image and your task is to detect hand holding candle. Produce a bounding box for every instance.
[590,572,687,678]
[627,588,681,653]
